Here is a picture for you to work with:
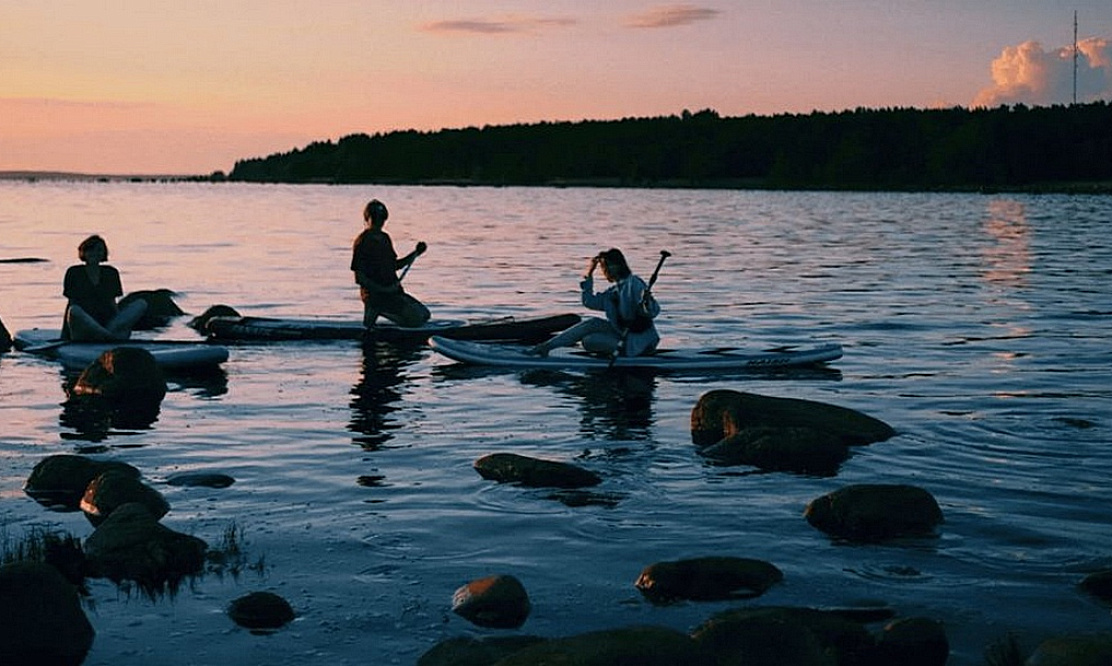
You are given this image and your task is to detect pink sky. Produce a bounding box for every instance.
[2,1,1110,175]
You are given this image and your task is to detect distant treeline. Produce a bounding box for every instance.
[229,103,1112,191]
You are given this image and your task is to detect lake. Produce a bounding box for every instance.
[1,181,1110,665]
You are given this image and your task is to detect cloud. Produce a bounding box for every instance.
[420,16,576,35]
[624,4,721,29]
[973,37,1112,108]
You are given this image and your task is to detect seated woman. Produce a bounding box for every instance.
[62,235,147,341]
[530,248,660,357]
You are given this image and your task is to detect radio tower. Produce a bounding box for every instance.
[1073,10,1078,105]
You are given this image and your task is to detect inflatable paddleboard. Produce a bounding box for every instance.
[203,313,579,343]
[429,336,843,372]
[14,328,229,372]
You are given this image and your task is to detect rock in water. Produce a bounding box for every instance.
[452,574,531,629]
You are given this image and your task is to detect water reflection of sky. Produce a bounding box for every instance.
[982,199,1032,290]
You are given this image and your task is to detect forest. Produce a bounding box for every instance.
[227,103,1112,192]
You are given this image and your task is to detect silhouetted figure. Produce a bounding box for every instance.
[351,199,430,328]
[62,235,147,341]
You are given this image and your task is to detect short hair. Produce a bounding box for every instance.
[363,199,389,224]
[78,235,108,261]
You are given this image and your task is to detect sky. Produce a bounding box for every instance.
[2,1,1111,175]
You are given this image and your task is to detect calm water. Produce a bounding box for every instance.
[1,182,1110,665]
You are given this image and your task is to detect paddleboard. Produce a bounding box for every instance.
[14,328,229,372]
[202,313,580,343]
[429,336,843,372]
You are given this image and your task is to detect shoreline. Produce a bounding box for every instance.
[3,171,1111,194]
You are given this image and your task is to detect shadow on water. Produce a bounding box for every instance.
[348,339,425,451]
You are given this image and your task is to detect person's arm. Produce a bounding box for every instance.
[396,242,427,270]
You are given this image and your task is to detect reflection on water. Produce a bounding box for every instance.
[56,366,227,444]
[519,369,657,441]
[348,339,424,451]
[982,199,1032,289]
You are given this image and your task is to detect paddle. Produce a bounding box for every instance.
[609,250,670,368]
[398,242,426,281]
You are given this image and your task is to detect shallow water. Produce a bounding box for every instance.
[1,182,1111,664]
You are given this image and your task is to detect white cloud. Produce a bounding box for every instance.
[973,37,1112,107]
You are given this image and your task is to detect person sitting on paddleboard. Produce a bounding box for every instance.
[62,234,148,341]
[351,199,431,328]
[528,248,660,357]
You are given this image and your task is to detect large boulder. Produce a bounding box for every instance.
[691,390,896,448]
[635,556,783,604]
[452,574,531,629]
[83,503,206,593]
[80,469,169,525]
[804,484,943,541]
[474,453,601,489]
[118,289,184,329]
[72,346,166,404]
[24,454,140,510]
[496,626,715,666]
[0,561,95,666]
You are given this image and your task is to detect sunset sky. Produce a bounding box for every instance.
[3,1,1111,175]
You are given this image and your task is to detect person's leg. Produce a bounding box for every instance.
[66,305,115,341]
[529,317,618,356]
[379,293,430,328]
[105,298,148,340]
[362,298,381,328]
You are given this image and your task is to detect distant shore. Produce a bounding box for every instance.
[4,170,1111,194]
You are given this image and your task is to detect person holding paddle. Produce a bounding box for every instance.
[528,248,662,358]
[351,199,431,328]
[62,234,148,341]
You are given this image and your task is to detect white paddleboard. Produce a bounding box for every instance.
[429,336,843,372]
[14,328,229,371]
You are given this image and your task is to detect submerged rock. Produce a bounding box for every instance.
[0,561,95,666]
[804,484,943,541]
[1025,633,1112,666]
[497,626,715,666]
[1078,569,1112,604]
[165,472,236,489]
[417,635,547,666]
[452,574,531,629]
[692,606,875,666]
[691,390,896,448]
[83,503,206,592]
[635,556,783,604]
[474,452,601,489]
[699,425,850,476]
[24,454,140,510]
[228,591,296,631]
[871,617,949,666]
